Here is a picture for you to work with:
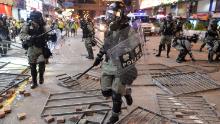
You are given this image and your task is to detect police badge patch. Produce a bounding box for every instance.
[119,44,143,68]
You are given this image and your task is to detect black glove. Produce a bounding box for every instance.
[27,35,37,42]
[93,57,103,66]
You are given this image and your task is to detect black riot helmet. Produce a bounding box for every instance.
[167,13,173,21]
[29,11,45,26]
[105,1,127,23]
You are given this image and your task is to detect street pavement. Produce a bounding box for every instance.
[0,31,220,124]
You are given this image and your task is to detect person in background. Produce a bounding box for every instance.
[156,13,175,58]
[58,19,64,33]
[65,20,71,37]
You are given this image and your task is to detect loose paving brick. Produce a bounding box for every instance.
[44,115,55,123]
[5,93,12,99]
[85,109,94,116]
[17,113,26,120]
[6,88,15,94]
[4,106,11,114]
[23,92,31,97]
[56,116,65,123]
[76,107,83,112]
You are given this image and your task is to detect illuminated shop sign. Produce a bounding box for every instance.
[26,0,43,11]
[140,0,179,9]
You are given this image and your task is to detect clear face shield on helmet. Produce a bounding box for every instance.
[105,8,121,23]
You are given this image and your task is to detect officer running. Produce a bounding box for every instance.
[20,11,51,89]
[156,13,175,58]
[93,2,140,124]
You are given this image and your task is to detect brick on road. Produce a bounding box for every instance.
[56,116,65,123]
[4,106,11,114]
[44,115,55,123]
[17,113,26,120]
[23,92,31,97]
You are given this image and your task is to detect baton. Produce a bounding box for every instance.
[75,65,96,80]
[34,29,55,38]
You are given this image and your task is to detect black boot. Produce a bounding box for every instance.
[107,92,122,124]
[124,88,133,106]
[124,94,133,106]
[208,51,214,63]
[200,43,206,52]
[30,64,38,89]
[39,62,45,84]
[107,116,119,124]
[167,44,171,58]
[156,44,163,57]
[87,46,94,59]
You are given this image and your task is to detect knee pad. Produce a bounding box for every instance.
[101,89,112,97]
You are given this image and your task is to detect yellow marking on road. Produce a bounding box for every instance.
[1,80,29,109]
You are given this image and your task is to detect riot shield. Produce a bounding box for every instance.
[106,29,145,75]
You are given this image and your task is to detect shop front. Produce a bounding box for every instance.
[0,0,14,16]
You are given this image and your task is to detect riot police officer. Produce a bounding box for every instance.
[156,13,175,58]
[204,21,219,62]
[93,2,138,124]
[80,17,95,59]
[173,34,198,63]
[175,17,184,37]
[0,15,10,56]
[20,11,49,89]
